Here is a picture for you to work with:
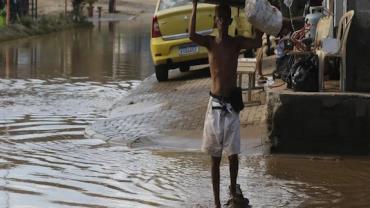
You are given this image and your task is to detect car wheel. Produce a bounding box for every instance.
[179,66,190,72]
[155,65,168,82]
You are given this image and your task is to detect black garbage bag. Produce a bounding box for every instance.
[291,55,319,92]
[274,55,295,88]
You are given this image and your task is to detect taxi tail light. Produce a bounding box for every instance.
[152,16,162,38]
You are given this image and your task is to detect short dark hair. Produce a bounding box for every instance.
[215,3,231,20]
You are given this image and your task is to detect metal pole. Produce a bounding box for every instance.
[65,0,67,15]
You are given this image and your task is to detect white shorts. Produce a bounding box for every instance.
[202,97,241,157]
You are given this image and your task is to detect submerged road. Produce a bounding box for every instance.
[0,18,369,208]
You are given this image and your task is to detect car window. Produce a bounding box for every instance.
[158,0,192,11]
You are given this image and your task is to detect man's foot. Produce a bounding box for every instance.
[227,184,249,206]
[229,184,244,198]
[225,197,249,207]
[257,76,268,84]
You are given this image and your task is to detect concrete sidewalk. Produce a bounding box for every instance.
[85,59,275,154]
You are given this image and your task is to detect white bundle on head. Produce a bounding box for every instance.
[244,0,283,36]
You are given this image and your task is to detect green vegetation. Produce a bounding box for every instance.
[0,0,105,42]
[0,13,93,42]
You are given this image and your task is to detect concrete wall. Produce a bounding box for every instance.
[266,92,370,155]
[346,0,370,92]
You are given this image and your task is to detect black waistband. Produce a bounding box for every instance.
[209,92,231,103]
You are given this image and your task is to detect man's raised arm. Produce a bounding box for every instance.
[189,0,210,48]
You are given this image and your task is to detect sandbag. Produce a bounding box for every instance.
[244,0,283,36]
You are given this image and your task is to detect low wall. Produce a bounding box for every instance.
[266,91,370,155]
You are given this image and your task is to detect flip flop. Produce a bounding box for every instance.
[225,196,249,207]
[227,184,249,205]
[257,76,268,84]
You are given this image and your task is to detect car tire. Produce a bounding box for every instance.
[179,66,190,72]
[155,65,168,82]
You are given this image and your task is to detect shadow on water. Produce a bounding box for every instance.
[0,21,153,81]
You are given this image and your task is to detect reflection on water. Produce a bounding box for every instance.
[0,20,370,208]
[0,21,153,81]
[265,156,370,207]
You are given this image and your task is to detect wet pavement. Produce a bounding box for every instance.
[85,67,267,154]
[0,19,370,208]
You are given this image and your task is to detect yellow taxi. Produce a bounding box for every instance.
[151,0,254,81]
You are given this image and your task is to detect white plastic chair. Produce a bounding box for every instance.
[287,15,333,90]
[316,10,354,91]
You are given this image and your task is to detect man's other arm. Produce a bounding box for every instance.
[189,0,210,48]
[236,29,263,50]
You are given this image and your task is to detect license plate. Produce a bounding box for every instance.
[179,45,199,56]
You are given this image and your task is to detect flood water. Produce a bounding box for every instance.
[0,20,370,208]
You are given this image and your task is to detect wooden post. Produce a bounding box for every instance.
[5,47,10,78]
[98,6,102,18]
[88,5,94,17]
[35,0,38,18]
[65,0,67,15]
[6,0,10,25]
[109,0,116,13]
[31,0,34,17]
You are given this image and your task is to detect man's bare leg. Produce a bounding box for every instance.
[228,154,239,198]
[212,156,222,208]
[256,47,267,83]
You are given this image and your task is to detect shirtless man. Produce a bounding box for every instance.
[189,1,262,207]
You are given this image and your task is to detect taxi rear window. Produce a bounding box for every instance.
[158,0,192,11]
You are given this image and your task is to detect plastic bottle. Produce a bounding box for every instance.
[305,6,324,39]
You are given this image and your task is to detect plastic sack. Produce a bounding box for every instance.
[244,0,283,36]
[322,38,340,54]
[276,55,295,88]
[291,55,319,92]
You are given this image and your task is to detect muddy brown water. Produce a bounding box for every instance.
[0,20,370,208]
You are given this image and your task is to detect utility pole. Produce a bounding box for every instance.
[65,0,67,15]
